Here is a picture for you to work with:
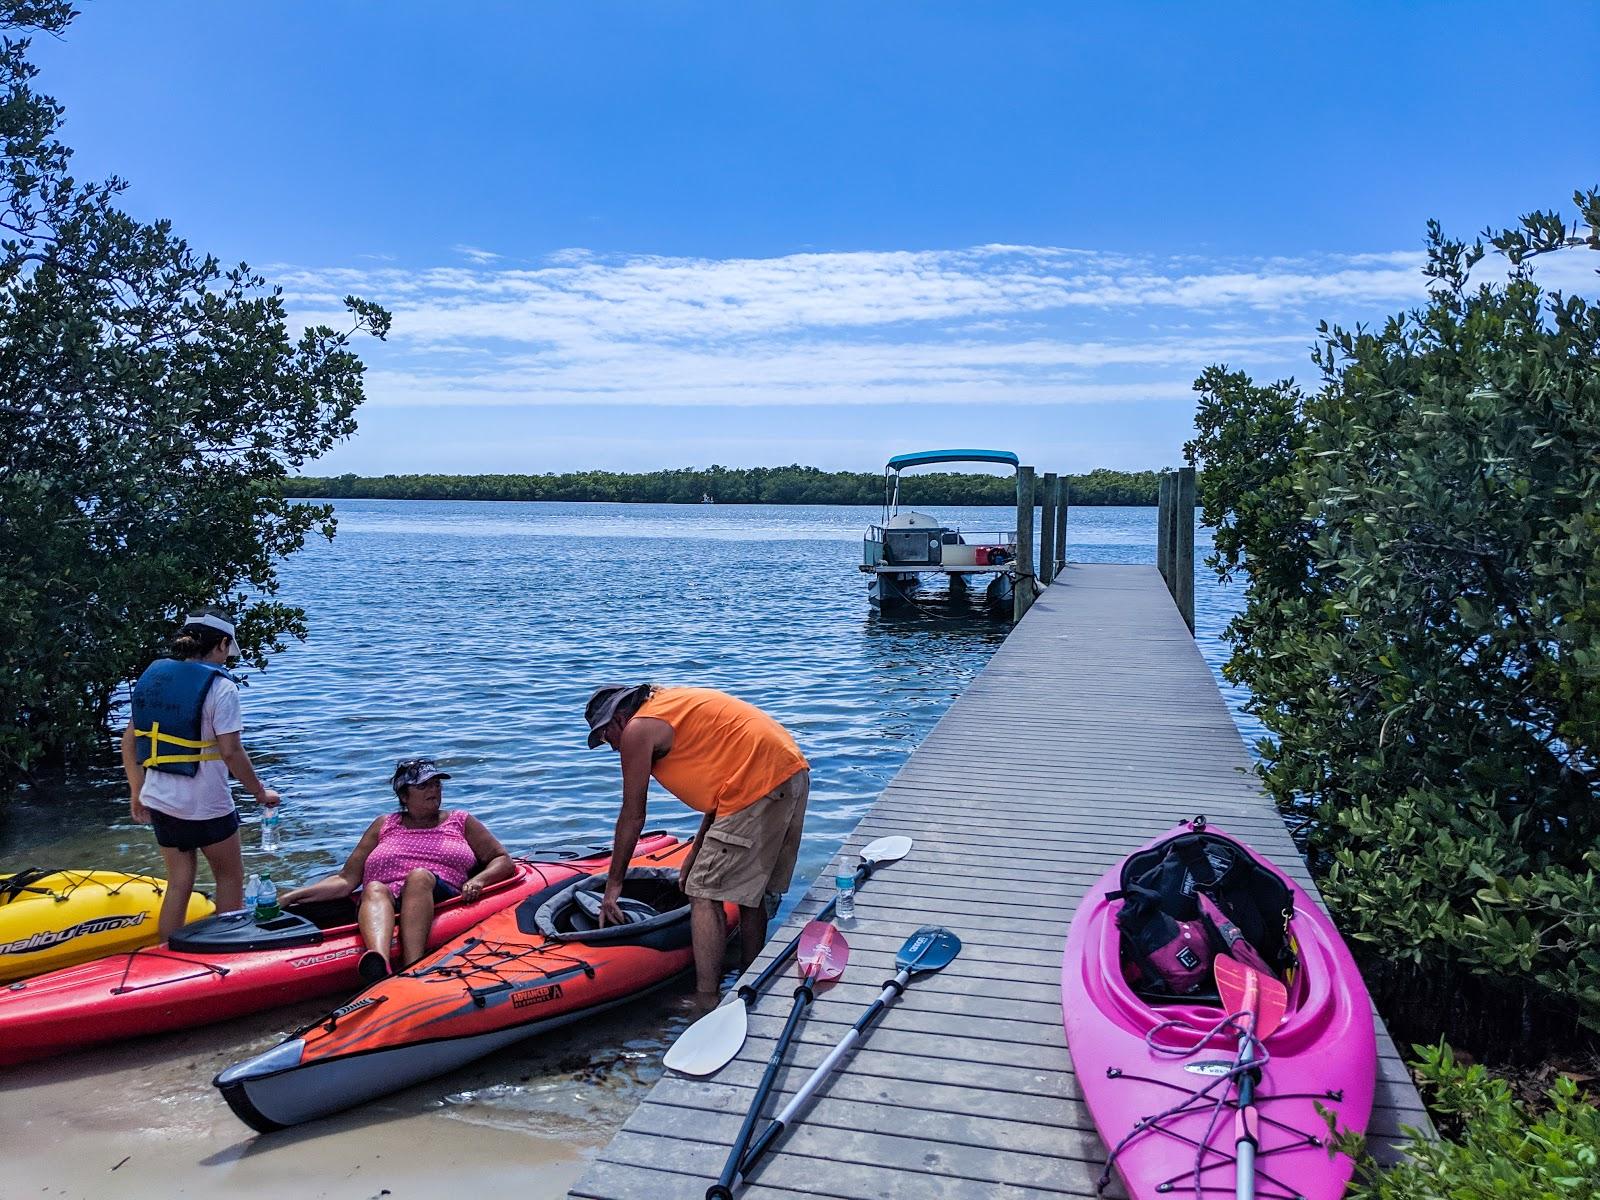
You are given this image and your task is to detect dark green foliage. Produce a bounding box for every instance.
[1187,189,1600,1049]
[1341,1044,1600,1199]
[282,466,1167,506]
[0,3,389,782]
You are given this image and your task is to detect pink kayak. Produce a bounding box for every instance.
[1062,817,1375,1200]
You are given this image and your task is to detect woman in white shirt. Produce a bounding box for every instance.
[119,609,279,941]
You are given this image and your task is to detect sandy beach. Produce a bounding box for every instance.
[0,987,697,1200]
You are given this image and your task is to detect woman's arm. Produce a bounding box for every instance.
[120,723,149,823]
[459,815,515,902]
[280,818,385,906]
[215,730,281,808]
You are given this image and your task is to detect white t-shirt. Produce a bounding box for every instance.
[139,674,244,821]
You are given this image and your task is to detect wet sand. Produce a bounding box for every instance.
[0,987,702,1200]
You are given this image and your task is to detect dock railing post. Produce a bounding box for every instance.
[1157,471,1173,594]
[1014,465,1036,621]
[1052,475,1067,579]
[1175,465,1196,634]
[1039,472,1058,586]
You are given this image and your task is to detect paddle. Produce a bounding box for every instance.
[665,834,911,1077]
[732,926,962,1189]
[705,921,847,1200]
[1214,954,1289,1200]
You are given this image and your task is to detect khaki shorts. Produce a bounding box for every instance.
[683,770,810,909]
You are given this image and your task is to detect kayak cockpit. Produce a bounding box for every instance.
[521,868,694,953]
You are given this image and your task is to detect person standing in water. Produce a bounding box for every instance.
[120,608,279,940]
[586,684,809,996]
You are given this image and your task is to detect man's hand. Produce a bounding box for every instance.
[259,787,282,808]
[598,880,627,928]
[678,851,697,890]
[130,795,150,824]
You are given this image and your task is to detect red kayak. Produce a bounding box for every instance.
[0,832,677,1066]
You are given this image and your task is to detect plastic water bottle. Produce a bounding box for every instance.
[254,874,281,922]
[244,873,262,919]
[261,804,280,854]
[834,873,857,928]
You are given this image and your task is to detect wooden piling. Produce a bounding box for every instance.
[1174,465,1196,635]
[1039,472,1058,586]
[1156,471,1173,592]
[1051,474,1067,579]
[1014,465,1036,621]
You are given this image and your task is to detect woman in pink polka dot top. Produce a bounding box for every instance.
[280,757,514,982]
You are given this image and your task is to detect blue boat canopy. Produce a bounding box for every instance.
[886,449,1019,472]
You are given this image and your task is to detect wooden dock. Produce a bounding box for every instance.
[571,563,1431,1198]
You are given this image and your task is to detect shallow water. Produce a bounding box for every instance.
[2,500,1251,1157]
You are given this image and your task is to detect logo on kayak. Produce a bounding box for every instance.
[0,912,146,955]
[289,947,360,969]
[327,995,382,1022]
[512,983,563,1009]
[1184,1060,1236,1077]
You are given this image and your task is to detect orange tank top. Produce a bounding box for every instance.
[636,687,808,817]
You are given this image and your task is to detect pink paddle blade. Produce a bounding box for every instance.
[1215,953,1288,1038]
[796,920,849,983]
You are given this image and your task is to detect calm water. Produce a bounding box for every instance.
[6,502,1249,884]
[2,501,1251,1146]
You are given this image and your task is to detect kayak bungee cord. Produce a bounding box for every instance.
[1093,1011,1325,1200]
[110,949,230,995]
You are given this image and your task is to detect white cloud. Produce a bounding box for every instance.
[451,244,502,265]
[268,240,1588,411]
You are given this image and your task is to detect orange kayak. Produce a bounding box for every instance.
[216,835,733,1130]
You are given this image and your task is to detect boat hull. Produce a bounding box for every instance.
[215,838,727,1130]
[1062,822,1376,1200]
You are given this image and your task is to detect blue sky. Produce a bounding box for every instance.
[29,2,1600,475]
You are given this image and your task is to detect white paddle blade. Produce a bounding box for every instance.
[663,996,749,1076]
[859,835,912,866]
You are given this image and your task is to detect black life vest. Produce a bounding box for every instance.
[1111,821,1297,1000]
[130,659,231,777]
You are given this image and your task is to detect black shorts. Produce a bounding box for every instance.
[149,808,242,852]
[403,876,460,908]
[371,875,460,905]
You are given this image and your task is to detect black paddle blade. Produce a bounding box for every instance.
[896,926,961,974]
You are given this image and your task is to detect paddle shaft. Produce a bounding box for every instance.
[735,966,912,1181]
[1234,974,1261,1200]
[706,981,817,1200]
[734,858,879,1006]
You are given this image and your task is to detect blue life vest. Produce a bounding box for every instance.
[130,659,232,777]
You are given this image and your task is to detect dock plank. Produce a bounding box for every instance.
[571,563,1430,1198]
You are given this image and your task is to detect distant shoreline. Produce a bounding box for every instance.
[284,467,1168,506]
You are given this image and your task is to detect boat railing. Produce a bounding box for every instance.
[865,526,1018,544]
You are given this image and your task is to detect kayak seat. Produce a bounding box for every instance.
[285,897,361,929]
[529,868,693,953]
[1111,826,1298,1004]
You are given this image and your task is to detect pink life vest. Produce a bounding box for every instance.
[360,810,478,897]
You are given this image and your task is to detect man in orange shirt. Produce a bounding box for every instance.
[586,684,810,996]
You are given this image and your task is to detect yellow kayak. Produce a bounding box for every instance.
[0,869,215,982]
